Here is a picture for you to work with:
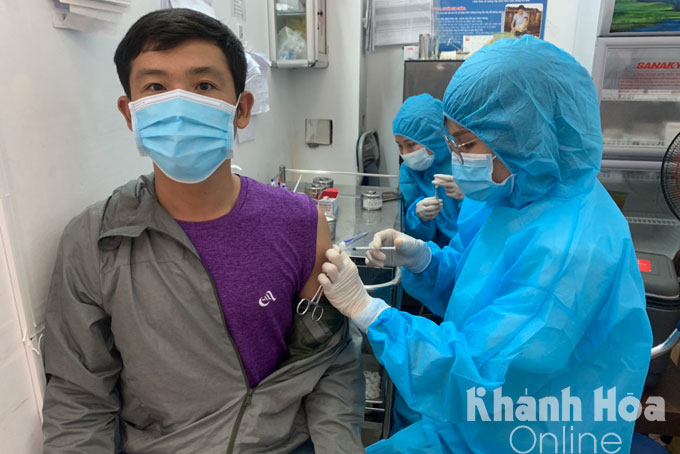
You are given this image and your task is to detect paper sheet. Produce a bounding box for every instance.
[462,35,493,54]
[245,52,272,116]
[374,0,432,47]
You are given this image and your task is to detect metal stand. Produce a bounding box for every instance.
[359,263,402,446]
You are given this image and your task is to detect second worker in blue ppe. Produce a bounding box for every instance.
[394,94,464,247]
[319,36,652,453]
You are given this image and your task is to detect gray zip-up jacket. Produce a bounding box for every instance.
[42,175,366,454]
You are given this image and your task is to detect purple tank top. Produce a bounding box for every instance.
[177,176,318,387]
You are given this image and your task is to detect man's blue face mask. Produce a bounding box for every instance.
[451,153,515,202]
[129,89,239,184]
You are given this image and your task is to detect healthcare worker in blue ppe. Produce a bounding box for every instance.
[395,93,464,247]
[318,36,652,453]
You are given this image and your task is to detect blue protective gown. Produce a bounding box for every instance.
[367,36,652,454]
[391,197,494,435]
[395,94,462,247]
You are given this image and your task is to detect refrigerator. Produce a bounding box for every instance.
[591,0,680,388]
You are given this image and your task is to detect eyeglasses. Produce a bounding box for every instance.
[445,135,479,164]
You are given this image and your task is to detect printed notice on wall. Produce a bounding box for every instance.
[374,0,432,46]
[434,0,548,52]
[232,0,246,21]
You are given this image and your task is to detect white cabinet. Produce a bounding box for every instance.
[267,0,328,68]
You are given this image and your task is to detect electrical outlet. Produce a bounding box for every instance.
[305,119,333,147]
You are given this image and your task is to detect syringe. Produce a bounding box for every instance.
[337,231,369,251]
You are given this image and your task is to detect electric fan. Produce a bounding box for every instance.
[650,131,680,361]
[661,132,680,222]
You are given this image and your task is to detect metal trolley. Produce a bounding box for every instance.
[360,266,402,446]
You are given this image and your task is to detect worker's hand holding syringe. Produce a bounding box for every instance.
[318,228,432,319]
[364,229,431,273]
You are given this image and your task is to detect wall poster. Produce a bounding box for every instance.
[434,0,548,52]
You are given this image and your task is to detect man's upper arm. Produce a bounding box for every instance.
[299,206,332,300]
[297,207,365,451]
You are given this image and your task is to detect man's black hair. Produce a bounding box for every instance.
[518,5,525,9]
[114,8,246,98]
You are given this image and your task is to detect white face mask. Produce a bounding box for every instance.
[402,147,435,171]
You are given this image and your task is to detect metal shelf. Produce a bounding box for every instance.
[603,139,666,147]
[599,170,661,181]
[626,216,680,226]
[601,89,680,102]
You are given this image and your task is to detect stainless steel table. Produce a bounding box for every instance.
[330,184,403,258]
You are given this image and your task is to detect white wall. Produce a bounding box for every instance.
[283,0,365,186]
[572,0,605,75]
[365,0,604,179]
[0,199,42,454]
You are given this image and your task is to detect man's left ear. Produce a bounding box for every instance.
[235,91,254,129]
[117,96,133,131]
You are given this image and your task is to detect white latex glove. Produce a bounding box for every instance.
[433,174,464,200]
[415,197,443,221]
[318,246,372,319]
[365,229,431,273]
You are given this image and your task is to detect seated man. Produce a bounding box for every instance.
[41,8,365,454]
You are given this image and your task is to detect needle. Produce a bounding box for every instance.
[338,232,369,251]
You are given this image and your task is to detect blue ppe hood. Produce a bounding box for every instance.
[394,93,450,165]
[443,36,603,208]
